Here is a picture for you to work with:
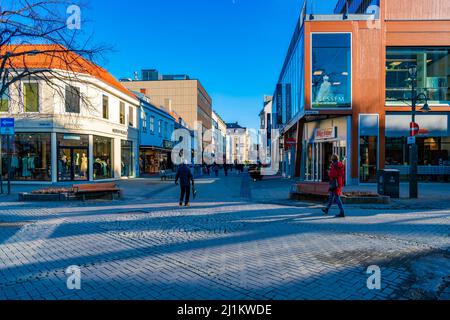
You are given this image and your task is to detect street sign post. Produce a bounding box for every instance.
[1,118,15,194]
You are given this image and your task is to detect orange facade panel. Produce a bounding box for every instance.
[385,0,450,21]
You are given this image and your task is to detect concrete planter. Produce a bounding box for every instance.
[18,193,72,202]
[289,192,390,204]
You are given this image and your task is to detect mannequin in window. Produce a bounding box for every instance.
[316,75,332,103]
[80,153,88,177]
[60,154,68,175]
[22,155,31,178]
[75,153,80,175]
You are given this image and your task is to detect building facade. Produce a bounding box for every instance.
[121,71,213,133]
[135,92,176,175]
[210,111,227,164]
[272,0,450,184]
[226,122,250,165]
[0,45,140,183]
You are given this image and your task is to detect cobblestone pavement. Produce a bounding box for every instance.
[0,173,449,300]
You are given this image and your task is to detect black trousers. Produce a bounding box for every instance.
[180,185,191,205]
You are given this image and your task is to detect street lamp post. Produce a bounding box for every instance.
[408,65,431,199]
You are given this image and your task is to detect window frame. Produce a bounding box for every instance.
[119,102,126,125]
[128,105,134,127]
[310,32,353,110]
[65,85,81,114]
[150,116,155,135]
[0,87,9,113]
[102,95,109,120]
[22,81,41,113]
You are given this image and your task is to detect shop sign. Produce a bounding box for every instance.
[112,128,128,136]
[0,118,14,135]
[63,135,81,141]
[407,136,416,145]
[315,127,336,140]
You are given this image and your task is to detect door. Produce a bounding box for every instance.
[322,143,333,182]
[58,147,89,181]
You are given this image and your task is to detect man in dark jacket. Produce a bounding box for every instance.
[175,163,194,207]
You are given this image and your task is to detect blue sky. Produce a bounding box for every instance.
[84,0,336,129]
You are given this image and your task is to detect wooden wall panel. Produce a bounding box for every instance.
[385,0,450,20]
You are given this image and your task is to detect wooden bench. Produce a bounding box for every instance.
[73,182,122,201]
[160,169,176,181]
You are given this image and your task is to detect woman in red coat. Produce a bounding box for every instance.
[322,154,346,218]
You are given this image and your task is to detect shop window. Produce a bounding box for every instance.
[93,135,113,180]
[386,47,450,105]
[23,83,39,112]
[360,136,378,183]
[1,133,51,181]
[65,85,80,113]
[0,87,9,112]
[102,95,109,119]
[311,33,351,108]
[120,102,125,125]
[121,140,133,177]
[150,116,155,134]
[57,134,89,182]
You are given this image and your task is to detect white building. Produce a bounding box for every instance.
[0,45,140,183]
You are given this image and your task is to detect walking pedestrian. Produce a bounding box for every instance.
[175,161,195,207]
[213,163,219,177]
[322,154,346,218]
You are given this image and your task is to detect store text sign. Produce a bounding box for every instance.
[315,127,336,140]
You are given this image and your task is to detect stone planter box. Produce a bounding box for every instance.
[289,192,390,204]
[18,192,72,202]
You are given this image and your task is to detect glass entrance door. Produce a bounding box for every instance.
[58,147,89,181]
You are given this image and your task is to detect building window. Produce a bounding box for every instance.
[1,133,51,181]
[0,88,9,112]
[102,95,109,119]
[311,33,351,108]
[121,140,134,177]
[93,136,113,180]
[120,102,126,125]
[158,120,162,136]
[386,47,450,105]
[23,82,39,112]
[128,106,134,127]
[142,112,147,132]
[150,116,155,134]
[65,85,80,113]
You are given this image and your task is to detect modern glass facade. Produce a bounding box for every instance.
[311,33,352,109]
[386,47,450,105]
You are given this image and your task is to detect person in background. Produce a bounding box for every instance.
[175,161,195,207]
[322,154,346,218]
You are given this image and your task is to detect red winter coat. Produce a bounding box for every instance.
[329,161,345,196]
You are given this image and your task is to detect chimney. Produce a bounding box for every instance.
[140,88,147,95]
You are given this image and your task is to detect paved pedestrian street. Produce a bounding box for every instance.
[0,174,449,300]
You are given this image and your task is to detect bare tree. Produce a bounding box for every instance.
[0,0,108,120]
